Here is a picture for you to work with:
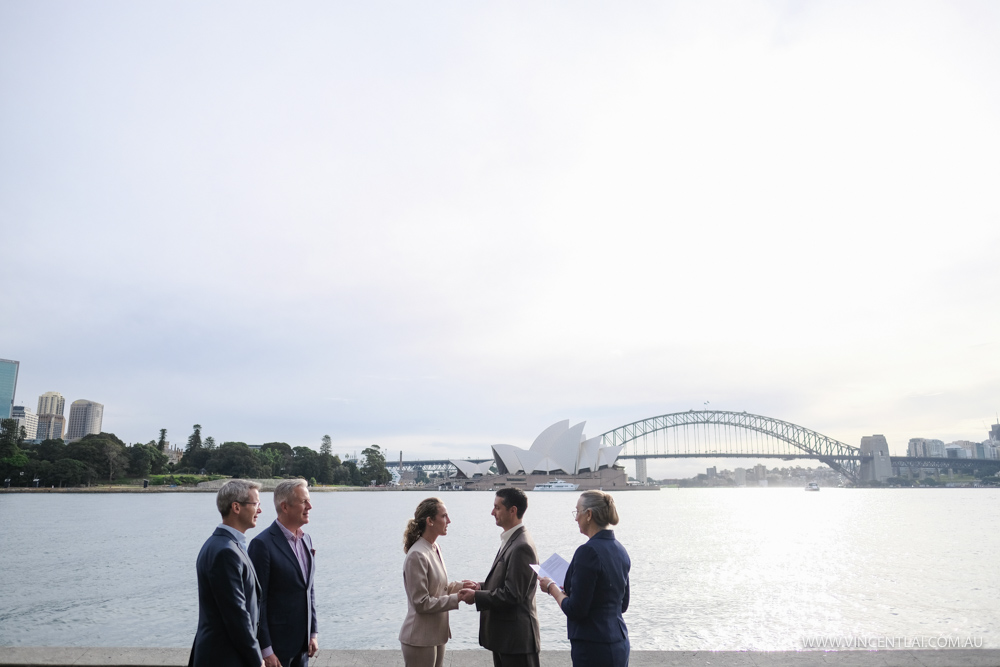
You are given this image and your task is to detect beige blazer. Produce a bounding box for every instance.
[399,537,462,647]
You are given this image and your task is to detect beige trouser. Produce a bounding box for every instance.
[400,642,446,667]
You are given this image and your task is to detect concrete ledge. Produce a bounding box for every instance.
[1,648,999,667]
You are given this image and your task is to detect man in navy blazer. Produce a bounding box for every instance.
[249,479,318,667]
[191,479,265,667]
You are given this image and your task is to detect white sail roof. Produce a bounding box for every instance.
[488,421,624,475]
[451,459,494,478]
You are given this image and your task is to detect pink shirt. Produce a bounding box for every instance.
[276,520,310,583]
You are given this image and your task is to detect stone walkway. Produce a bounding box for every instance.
[1,648,998,667]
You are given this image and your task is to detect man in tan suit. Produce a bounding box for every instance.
[458,488,540,667]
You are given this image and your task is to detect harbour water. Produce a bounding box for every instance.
[0,488,997,649]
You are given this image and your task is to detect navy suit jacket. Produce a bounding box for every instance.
[248,520,317,665]
[559,529,630,644]
[191,527,263,667]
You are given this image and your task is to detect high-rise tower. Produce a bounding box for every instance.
[66,400,104,441]
[12,406,38,440]
[36,414,66,441]
[0,359,19,420]
[37,391,66,417]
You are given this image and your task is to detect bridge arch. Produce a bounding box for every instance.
[598,410,862,483]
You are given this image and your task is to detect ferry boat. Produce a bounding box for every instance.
[805,481,820,492]
[533,479,580,491]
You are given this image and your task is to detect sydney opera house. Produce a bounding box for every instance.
[449,420,629,491]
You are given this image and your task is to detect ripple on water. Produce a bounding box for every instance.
[1,489,998,649]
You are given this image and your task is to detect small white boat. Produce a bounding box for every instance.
[533,479,580,491]
[805,481,820,492]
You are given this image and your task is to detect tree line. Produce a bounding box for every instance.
[0,420,391,487]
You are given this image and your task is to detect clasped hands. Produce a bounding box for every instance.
[457,579,479,604]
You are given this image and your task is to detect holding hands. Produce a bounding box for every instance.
[457,581,479,604]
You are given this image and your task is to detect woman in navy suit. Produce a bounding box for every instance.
[539,490,631,667]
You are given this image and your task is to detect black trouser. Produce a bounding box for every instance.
[491,651,540,667]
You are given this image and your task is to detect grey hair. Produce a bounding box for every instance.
[216,479,262,517]
[579,490,620,528]
[273,478,309,513]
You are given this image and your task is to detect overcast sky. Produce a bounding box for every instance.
[2,1,998,477]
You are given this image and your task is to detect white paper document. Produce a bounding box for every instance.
[530,553,570,588]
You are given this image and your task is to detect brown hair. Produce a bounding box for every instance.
[403,497,443,553]
[579,490,619,528]
[496,487,528,518]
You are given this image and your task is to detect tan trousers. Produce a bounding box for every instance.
[400,642,446,667]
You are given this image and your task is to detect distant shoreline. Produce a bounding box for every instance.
[0,485,413,493]
[1,485,995,493]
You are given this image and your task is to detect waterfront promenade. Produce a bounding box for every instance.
[1,648,998,666]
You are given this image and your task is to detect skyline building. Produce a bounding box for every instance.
[66,399,104,441]
[11,405,38,441]
[36,413,66,441]
[37,391,66,416]
[0,358,19,419]
[907,438,945,458]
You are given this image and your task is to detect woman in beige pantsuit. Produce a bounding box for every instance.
[399,498,475,667]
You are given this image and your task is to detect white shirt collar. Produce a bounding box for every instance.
[500,523,524,546]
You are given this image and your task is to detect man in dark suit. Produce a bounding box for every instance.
[249,479,318,667]
[191,479,265,667]
[458,487,540,667]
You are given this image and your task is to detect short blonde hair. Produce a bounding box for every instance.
[579,490,619,528]
[273,478,308,513]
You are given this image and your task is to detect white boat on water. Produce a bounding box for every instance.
[533,479,580,491]
[805,481,820,492]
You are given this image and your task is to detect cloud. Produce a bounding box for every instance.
[2,1,998,468]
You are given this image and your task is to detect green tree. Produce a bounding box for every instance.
[128,442,168,478]
[343,458,362,486]
[291,447,322,480]
[0,418,22,459]
[63,433,130,482]
[359,445,390,486]
[29,439,66,463]
[204,436,216,450]
[52,458,95,486]
[260,442,292,476]
[180,424,209,471]
[207,442,269,478]
[186,424,203,452]
[128,443,153,478]
[320,435,332,455]
[257,448,286,477]
[103,440,129,482]
[157,429,168,452]
[64,437,105,472]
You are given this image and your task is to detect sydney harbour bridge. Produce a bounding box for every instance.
[385,410,999,485]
